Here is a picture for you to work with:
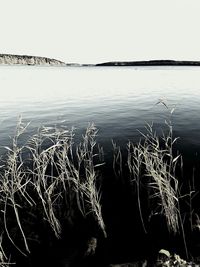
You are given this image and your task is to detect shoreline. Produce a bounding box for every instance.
[1,54,200,67]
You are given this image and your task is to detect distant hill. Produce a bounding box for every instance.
[1,55,200,67]
[0,54,66,66]
[95,60,200,66]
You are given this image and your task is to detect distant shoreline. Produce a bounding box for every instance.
[1,54,200,67]
[95,60,200,67]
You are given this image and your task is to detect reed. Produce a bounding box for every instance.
[0,233,14,266]
[0,120,106,263]
[0,116,196,264]
[128,122,179,231]
[127,120,188,258]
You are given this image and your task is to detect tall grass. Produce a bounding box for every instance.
[128,121,180,233]
[0,118,31,256]
[0,115,197,264]
[77,125,106,237]
[0,234,14,266]
[127,120,189,258]
[0,120,106,263]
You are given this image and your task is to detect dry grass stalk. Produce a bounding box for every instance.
[127,120,189,258]
[128,122,180,234]
[76,123,106,237]
[0,118,31,256]
[0,120,106,259]
[112,140,123,179]
[0,234,15,266]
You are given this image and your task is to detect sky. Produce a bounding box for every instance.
[0,0,200,64]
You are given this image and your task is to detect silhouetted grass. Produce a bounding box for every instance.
[0,117,197,265]
[0,119,106,264]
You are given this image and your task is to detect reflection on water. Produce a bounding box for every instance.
[0,65,200,157]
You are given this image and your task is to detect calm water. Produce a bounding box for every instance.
[0,65,200,159]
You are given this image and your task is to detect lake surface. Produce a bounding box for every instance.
[1,65,200,265]
[0,65,200,161]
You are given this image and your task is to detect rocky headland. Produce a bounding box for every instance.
[0,54,66,66]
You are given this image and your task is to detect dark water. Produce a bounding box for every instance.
[1,66,200,265]
[1,66,200,153]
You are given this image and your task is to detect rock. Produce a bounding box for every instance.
[84,237,97,257]
[156,249,189,267]
[157,249,171,261]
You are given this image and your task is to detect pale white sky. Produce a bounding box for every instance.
[0,0,200,64]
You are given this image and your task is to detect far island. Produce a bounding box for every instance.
[95,60,200,66]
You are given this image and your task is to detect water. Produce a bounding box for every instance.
[1,65,200,264]
[0,65,200,158]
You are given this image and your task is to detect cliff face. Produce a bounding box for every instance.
[0,54,66,66]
